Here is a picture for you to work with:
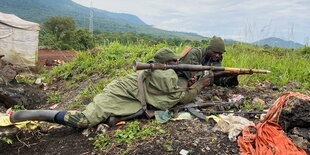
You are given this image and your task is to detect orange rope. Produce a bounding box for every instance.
[237,92,309,155]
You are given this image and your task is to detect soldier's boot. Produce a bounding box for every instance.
[105,109,145,126]
[10,110,90,129]
[10,110,61,123]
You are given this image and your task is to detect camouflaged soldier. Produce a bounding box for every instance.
[10,48,213,128]
[178,36,238,87]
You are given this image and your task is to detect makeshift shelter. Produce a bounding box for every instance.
[0,12,40,66]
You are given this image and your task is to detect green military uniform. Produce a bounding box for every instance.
[178,36,238,87]
[76,48,205,127]
[10,49,208,128]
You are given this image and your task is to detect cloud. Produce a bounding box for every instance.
[73,0,309,44]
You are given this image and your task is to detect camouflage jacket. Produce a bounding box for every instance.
[178,47,238,87]
[82,69,203,126]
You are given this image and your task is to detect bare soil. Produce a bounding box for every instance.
[37,49,76,66]
[1,85,308,154]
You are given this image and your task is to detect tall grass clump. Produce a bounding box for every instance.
[43,42,172,99]
[223,44,310,89]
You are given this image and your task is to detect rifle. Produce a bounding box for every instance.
[170,101,267,120]
[171,101,236,111]
[132,60,271,74]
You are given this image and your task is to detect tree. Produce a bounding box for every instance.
[71,29,95,51]
[42,16,76,42]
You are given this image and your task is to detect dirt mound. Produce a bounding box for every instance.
[0,82,47,110]
[279,97,310,130]
[0,127,92,155]
[38,49,76,66]
[279,97,310,150]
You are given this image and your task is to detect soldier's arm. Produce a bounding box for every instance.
[178,75,213,104]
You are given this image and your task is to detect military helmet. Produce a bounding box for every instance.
[207,36,225,53]
[154,48,178,63]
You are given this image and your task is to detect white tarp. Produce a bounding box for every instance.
[0,12,40,66]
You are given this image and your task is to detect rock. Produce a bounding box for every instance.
[95,123,109,134]
[228,94,244,103]
[82,128,92,137]
[279,96,310,151]
[291,127,310,141]
[0,82,47,109]
[179,149,189,155]
[0,126,19,138]
[288,135,309,150]
[35,77,44,85]
[279,97,310,130]
[0,57,17,85]
[252,97,265,105]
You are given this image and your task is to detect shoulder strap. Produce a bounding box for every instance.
[179,46,192,60]
[137,71,154,118]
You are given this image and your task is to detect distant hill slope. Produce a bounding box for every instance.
[224,39,240,45]
[253,37,303,48]
[0,0,204,39]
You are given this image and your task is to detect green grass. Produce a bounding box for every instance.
[47,91,61,104]
[223,44,310,89]
[41,41,310,104]
[89,120,166,151]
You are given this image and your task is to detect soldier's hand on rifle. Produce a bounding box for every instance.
[214,71,239,77]
[187,76,197,87]
[200,74,214,88]
[187,72,197,87]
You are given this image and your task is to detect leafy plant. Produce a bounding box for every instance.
[89,120,166,151]
[209,138,216,144]
[15,75,35,84]
[47,92,61,104]
[114,120,165,144]
[1,137,13,144]
[240,99,264,111]
[88,134,111,150]
[11,105,26,111]
[162,140,174,152]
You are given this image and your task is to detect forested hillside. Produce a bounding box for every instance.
[0,0,204,39]
[253,37,303,48]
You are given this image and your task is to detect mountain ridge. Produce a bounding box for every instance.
[0,0,204,39]
[0,0,305,47]
[252,37,303,48]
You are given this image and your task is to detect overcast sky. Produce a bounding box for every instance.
[73,0,310,44]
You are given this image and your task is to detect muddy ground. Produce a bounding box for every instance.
[0,53,309,155]
[1,84,309,155]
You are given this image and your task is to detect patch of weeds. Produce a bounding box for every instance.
[1,137,13,144]
[47,92,61,104]
[225,105,233,110]
[240,99,264,111]
[162,140,174,152]
[89,120,166,151]
[65,101,84,110]
[114,120,164,143]
[88,134,111,150]
[11,105,26,111]
[15,75,34,84]
[72,73,88,82]
[209,138,216,144]
[36,66,48,74]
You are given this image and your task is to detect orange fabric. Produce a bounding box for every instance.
[237,92,309,155]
